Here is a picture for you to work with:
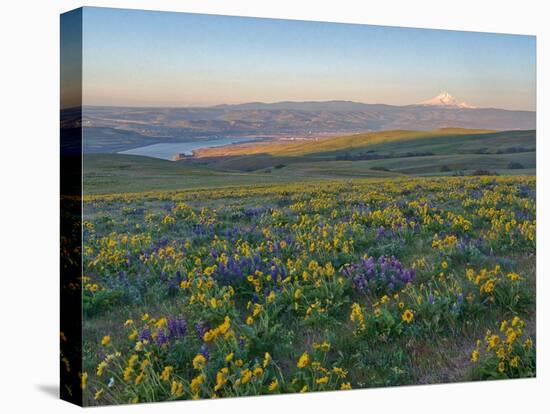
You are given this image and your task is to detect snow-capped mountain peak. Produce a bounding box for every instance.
[419,91,476,108]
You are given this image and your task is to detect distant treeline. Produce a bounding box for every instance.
[335,146,535,161]
[335,150,435,161]
[459,146,535,155]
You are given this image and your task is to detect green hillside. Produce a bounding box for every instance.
[199,129,535,172]
[83,154,301,194]
[255,128,497,156]
[84,129,535,194]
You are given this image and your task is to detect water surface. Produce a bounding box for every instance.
[119,137,259,160]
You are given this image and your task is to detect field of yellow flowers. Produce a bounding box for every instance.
[80,176,536,405]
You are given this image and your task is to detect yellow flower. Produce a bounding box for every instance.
[193,354,207,370]
[253,367,263,377]
[500,320,508,332]
[220,316,231,333]
[511,316,523,327]
[162,215,175,225]
[340,382,352,390]
[123,365,134,382]
[350,303,365,330]
[507,272,521,281]
[96,360,108,377]
[498,361,506,373]
[297,352,310,369]
[128,329,138,341]
[79,372,88,390]
[171,380,184,396]
[332,366,347,378]
[190,374,205,394]
[94,388,104,400]
[506,328,519,344]
[135,371,145,385]
[470,350,479,362]
[294,289,302,300]
[225,352,234,363]
[441,261,448,270]
[300,385,309,393]
[124,319,133,327]
[487,334,499,349]
[203,330,217,342]
[246,316,254,325]
[101,335,111,346]
[155,318,167,328]
[268,379,279,392]
[316,376,329,385]
[401,309,414,324]
[510,356,520,368]
[313,341,331,352]
[263,352,271,368]
[252,304,263,317]
[214,368,229,391]
[241,369,252,384]
[160,366,173,382]
[128,354,139,367]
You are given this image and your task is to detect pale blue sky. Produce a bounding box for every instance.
[81,7,536,110]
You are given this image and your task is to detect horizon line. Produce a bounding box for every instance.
[73,99,536,113]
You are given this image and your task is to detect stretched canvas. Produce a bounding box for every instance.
[60,6,536,406]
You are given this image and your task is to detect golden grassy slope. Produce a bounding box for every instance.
[195,128,495,158]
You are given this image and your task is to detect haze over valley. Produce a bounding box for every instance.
[82,92,535,154]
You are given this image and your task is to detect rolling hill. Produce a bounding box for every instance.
[80,101,535,153]
[84,129,535,194]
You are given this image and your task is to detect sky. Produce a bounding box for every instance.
[80,7,536,111]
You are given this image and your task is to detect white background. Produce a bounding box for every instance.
[0,0,548,412]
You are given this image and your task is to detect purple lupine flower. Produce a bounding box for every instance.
[167,317,187,339]
[156,330,169,346]
[138,328,152,342]
[344,255,415,295]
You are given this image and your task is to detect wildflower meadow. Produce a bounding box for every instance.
[77,175,536,405]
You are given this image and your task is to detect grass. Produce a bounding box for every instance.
[191,129,535,174]
[197,128,497,157]
[80,175,536,405]
[83,129,535,194]
[269,128,499,156]
[83,154,306,194]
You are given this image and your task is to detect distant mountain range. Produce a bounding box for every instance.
[81,95,535,153]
